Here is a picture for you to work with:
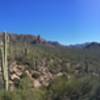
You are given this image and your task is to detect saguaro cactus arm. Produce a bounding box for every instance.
[0,32,9,91]
[4,32,9,91]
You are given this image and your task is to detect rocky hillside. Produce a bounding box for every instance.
[0,33,100,100]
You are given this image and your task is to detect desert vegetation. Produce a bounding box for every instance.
[0,33,100,100]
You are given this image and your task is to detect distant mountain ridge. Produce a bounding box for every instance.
[0,32,100,49]
[68,42,100,49]
[84,42,100,49]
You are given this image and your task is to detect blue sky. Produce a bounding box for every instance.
[0,0,100,44]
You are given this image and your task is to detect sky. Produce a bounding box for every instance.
[0,0,100,45]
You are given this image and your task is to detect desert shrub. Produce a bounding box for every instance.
[47,76,100,100]
[18,75,33,90]
[0,89,47,100]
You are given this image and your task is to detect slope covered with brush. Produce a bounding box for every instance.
[0,33,100,100]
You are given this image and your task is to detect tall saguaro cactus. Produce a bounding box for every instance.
[0,32,9,91]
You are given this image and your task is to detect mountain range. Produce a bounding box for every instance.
[0,32,100,49]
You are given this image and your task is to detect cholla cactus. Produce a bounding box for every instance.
[0,32,9,91]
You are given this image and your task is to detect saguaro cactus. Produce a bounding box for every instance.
[0,32,9,91]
